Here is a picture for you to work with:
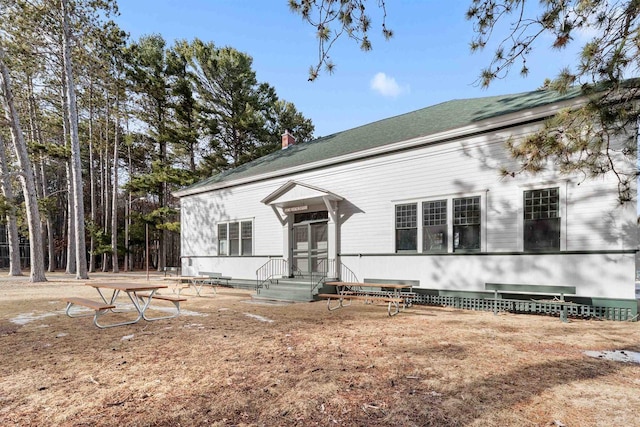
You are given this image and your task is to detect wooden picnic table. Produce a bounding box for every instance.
[163,276,197,295]
[164,274,231,296]
[85,282,169,328]
[321,281,414,316]
[191,273,232,296]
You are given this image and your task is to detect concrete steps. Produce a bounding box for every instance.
[227,278,256,290]
[255,275,334,302]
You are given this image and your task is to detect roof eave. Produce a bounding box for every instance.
[173,95,588,198]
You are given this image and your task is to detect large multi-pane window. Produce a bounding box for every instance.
[453,196,481,252]
[524,187,560,252]
[218,220,253,256]
[423,200,447,252]
[395,203,417,252]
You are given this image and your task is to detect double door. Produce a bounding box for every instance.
[292,221,328,274]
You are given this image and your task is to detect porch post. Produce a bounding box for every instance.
[283,213,291,276]
[323,197,339,279]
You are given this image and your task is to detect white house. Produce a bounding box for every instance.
[174,88,638,320]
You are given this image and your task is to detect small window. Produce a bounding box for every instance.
[218,220,253,256]
[423,200,447,252]
[217,223,227,255]
[294,211,328,223]
[453,196,480,252]
[524,187,560,252]
[395,203,417,252]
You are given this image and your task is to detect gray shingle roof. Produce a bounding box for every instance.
[179,87,582,194]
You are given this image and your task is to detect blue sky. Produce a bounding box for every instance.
[115,1,579,138]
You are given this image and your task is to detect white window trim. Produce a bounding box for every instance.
[392,191,487,253]
[393,202,419,253]
[217,218,254,256]
[452,192,487,253]
[517,182,567,252]
[420,198,449,254]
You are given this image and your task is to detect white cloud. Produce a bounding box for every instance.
[370,72,408,98]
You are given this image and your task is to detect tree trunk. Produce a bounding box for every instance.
[123,192,129,272]
[88,80,96,273]
[102,89,110,272]
[0,45,46,282]
[28,75,56,273]
[0,134,23,276]
[61,0,88,279]
[111,90,119,273]
[61,199,68,269]
[40,159,55,272]
[99,132,104,271]
[27,76,46,268]
[125,134,132,271]
[61,66,75,275]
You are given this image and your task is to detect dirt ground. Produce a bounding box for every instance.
[0,272,639,427]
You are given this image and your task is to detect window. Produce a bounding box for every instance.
[524,187,560,252]
[294,211,328,223]
[395,203,417,252]
[241,221,253,256]
[229,222,240,255]
[453,196,480,252]
[218,220,253,256]
[423,200,447,252]
[217,223,227,255]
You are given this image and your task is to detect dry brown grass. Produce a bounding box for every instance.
[0,272,639,427]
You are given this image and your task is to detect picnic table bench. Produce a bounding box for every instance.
[136,292,187,320]
[485,283,577,322]
[63,297,116,328]
[320,281,416,316]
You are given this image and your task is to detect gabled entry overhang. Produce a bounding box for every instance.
[261,180,343,210]
[262,181,342,280]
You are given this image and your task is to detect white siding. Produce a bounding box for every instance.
[180,120,637,297]
[182,180,290,258]
[341,252,636,299]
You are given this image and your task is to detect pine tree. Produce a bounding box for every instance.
[187,39,315,176]
[0,133,23,276]
[0,44,47,282]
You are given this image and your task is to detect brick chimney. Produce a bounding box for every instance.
[281,129,296,149]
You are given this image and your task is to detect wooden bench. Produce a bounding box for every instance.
[485,283,577,322]
[62,297,116,328]
[317,293,405,316]
[136,292,187,320]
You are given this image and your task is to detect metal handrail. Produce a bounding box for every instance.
[256,258,358,297]
[309,258,333,294]
[256,258,289,293]
[309,259,359,295]
[340,262,358,283]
